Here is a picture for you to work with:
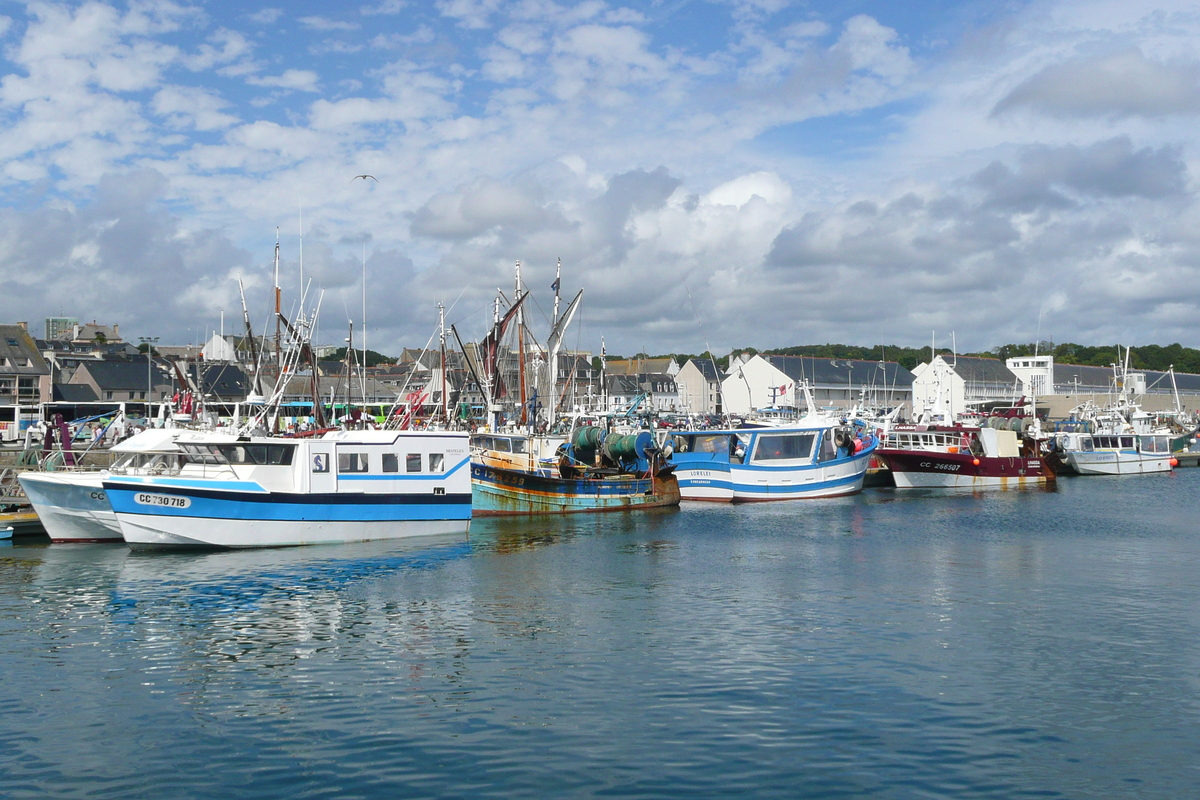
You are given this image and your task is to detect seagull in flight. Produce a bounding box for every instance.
[352,174,378,183]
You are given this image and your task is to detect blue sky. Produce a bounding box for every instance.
[0,0,1197,356]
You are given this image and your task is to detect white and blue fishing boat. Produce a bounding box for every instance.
[104,430,471,548]
[668,420,877,502]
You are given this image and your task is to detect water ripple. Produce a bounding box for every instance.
[3,474,1200,797]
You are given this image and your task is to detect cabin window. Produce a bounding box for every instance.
[429,453,444,473]
[493,438,512,453]
[1080,437,1094,452]
[312,453,330,473]
[1120,436,1134,449]
[510,439,527,454]
[216,444,295,465]
[338,452,369,473]
[382,453,399,473]
[406,453,422,472]
[179,444,226,465]
[753,433,815,461]
[687,434,731,454]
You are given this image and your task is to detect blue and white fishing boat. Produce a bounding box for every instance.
[104,430,471,548]
[668,420,877,502]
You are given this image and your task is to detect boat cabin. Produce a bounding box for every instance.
[671,426,861,467]
[1077,434,1171,454]
[116,430,469,496]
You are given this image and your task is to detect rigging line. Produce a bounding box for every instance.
[524,289,554,330]
[444,284,470,318]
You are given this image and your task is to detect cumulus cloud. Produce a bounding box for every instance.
[152,85,239,130]
[993,49,1200,119]
[247,8,283,25]
[246,69,321,92]
[360,1,406,15]
[2,0,1200,355]
[298,16,360,32]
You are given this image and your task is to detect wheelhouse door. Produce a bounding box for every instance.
[307,443,337,493]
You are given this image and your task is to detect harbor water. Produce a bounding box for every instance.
[3,473,1200,798]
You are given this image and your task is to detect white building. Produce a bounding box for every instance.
[721,354,913,415]
[910,355,1021,417]
[675,358,723,415]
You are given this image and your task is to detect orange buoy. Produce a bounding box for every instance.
[972,458,981,466]
[1171,458,1180,467]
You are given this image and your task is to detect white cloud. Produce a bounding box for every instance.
[298,16,360,32]
[360,0,406,15]
[436,0,502,29]
[993,49,1200,119]
[152,85,239,130]
[247,8,283,25]
[246,69,321,92]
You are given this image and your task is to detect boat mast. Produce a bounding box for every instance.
[549,258,562,423]
[361,243,368,404]
[273,229,281,372]
[600,336,607,413]
[237,275,263,396]
[439,302,448,424]
[516,261,527,425]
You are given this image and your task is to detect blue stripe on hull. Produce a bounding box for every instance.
[730,469,865,499]
[104,486,471,523]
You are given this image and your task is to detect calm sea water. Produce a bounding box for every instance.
[3,473,1200,799]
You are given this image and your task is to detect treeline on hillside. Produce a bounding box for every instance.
[631,342,1200,375]
[982,342,1200,373]
[328,347,394,368]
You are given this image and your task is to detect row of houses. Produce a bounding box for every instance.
[9,316,1200,420]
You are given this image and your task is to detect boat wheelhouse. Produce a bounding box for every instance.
[669,421,877,502]
[104,429,471,548]
[877,423,1054,489]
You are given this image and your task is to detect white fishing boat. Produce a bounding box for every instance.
[1064,433,1175,475]
[18,429,183,543]
[104,429,471,549]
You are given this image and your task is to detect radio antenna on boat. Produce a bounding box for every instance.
[273,228,282,372]
[361,242,368,402]
[298,204,305,316]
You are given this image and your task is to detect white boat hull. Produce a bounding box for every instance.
[675,466,734,502]
[117,514,470,549]
[890,471,1048,489]
[729,453,872,501]
[18,472,122,542]
[1066,451,1173,475]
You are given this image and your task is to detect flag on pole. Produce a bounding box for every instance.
[550,277,560,292]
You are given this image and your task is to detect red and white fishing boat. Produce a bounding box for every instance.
[876,419,1055,489]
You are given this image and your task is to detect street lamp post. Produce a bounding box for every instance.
[139,336,159,418]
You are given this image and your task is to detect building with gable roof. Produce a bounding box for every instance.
[675,358,724,415]
[0,323,51,405]
[721,354,913,415]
